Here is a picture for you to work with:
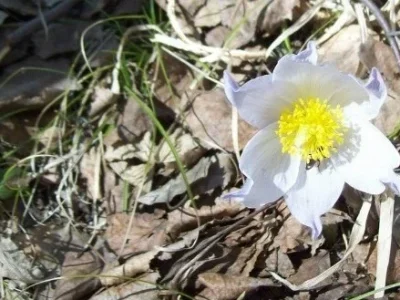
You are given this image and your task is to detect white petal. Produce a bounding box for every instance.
[381,171,400,195]
[223,71,297,129]
[359,67,387,120]
[285,162,345,239]
[239,123,301,205]
[332,117,400,194]
[273,59,369,110]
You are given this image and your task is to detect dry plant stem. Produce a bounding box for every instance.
[374,193,394,298]
[359,0,400,71]
[161,0,323,63]
[169,202,271,289]
[0,0,83,61]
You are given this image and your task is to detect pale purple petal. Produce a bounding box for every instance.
[291,41,318,65]
[239,123,302,206]
[223,178,253,200]
[331,116,400,194]
[359,67,387,120]
[381,171,400,195]
[223,71,297,129]
[285,162,345,239]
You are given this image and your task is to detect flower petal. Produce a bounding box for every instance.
[381,171,400,195]
[285,163,345,239]
[359,67,387,120]
[286,41,318,65]
[273,58,369,110]
[223,71,297,128]
[239,123,301,206]
[332,117,400,194]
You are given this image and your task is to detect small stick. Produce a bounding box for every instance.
[359,0,400,71]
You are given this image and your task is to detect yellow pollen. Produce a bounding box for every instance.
[276,98,346,162]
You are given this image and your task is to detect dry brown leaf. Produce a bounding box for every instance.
[288,250,331,287]
[265,248,295,278]
[101,249,158,286]
[205,26,230,47]
[166,198,244,238]
[194,0,227,28]
[154,51,194,110]
[138,152,236,205]
[319,25,362,75]
[105,209,169,256]
[101,226,202,287]
[89,86,117,117]
[90,272,159,300]
[197,273,276,300]
[184,89,257,151]
[274,214,313,253]
[0,57,81,112]
[259,0,302,33]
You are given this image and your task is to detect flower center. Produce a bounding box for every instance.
[276,98,346,162]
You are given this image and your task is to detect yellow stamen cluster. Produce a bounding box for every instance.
[277,98,346,162]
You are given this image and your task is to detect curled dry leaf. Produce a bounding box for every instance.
[197,273,276,300]
[138,152,236,205]
[101,225,202,287]
[166,198,244,238]
[89,86,118,117]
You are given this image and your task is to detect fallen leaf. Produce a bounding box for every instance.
[166,198,244,238]
[205,26,230,47]
[319,25,362,75]
[32,22,102,59]
[105,209,169,256]
[274,209,314,253]
[198,273,276,300]
[0,57,81,112]
[259,0,302,34]
[288,250,331,286]
[154,51,194,110]
[184,89,257,151]
[220,0,268,49]
[138,152,236,205]
[194,0,226,28]
[89,85,118,117]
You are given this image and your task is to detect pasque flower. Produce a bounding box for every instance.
[224,42,400,238]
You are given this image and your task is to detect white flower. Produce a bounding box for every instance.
[224,42,400,238]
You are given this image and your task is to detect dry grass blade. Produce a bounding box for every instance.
[374,193,395,298]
